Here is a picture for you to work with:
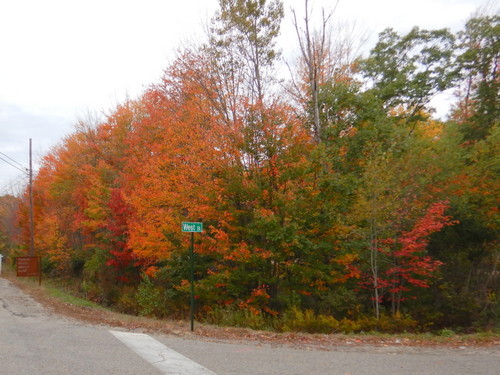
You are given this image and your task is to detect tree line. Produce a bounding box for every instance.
[1,1,498,332]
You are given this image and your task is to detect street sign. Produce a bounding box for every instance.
[181,221,203,332]
[16,256,40,277]
[181,222,203,232]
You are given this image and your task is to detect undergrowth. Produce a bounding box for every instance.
[4,266,499,340]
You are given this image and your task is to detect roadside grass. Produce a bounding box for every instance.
[2,265,103,310]
[44,283,106,310]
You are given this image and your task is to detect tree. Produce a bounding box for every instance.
[350,117,462,318]
[380,201,456,316]
[359,27,458,127]
[290,0,363,143]
[0,194,20,256]
[291,0,334,143]
[436,14,499,326]
[211,0,284,103]
[429,123,499,327]
[123,66,228,267]
[453,15,499,141]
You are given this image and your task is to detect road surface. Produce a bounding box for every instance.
[1,276,498,375]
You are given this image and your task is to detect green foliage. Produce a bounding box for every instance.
[115,286,140,315]
[135,276,168,318]
[439,329,456,337]
[457,15,499,140]
[40,256,56,275]
[80,248,120,305]
[359,26,458,120]
[317,286,361,318]
[211,0,284,100]
[83,248,110,281]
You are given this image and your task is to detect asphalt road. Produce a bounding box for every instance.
[1,276,498,375]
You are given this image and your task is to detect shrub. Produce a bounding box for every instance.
[115,286,140,315]
[203,306,269,330]
[277,309,419,334]
[135,276,168,318]
[279,308,339,334]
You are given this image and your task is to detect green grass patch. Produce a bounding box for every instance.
[45,284,105,310]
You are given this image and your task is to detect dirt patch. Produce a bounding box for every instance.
[2,271,498,350]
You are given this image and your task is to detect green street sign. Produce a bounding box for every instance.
[181,222,203,233]
[182,221,203,331]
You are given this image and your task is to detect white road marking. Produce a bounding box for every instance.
[110,330,218,375]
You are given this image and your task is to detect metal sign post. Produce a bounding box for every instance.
[181,222,203,331]
[189,231,195,331]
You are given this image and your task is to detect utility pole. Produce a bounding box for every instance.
[29,138,34,256]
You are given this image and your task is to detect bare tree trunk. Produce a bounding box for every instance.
[370,217,380,320]
[291,0,336,143]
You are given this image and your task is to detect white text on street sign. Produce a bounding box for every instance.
[181,222,203,232]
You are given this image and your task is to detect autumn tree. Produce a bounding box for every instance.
[210,0,284,104]
[348,115,463,318]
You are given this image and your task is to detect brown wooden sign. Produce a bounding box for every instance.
[16,256,40,277]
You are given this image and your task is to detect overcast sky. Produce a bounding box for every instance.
[0,0,496,193]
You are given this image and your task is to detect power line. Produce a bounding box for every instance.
[0,154,28,174]
[0,151,25,169]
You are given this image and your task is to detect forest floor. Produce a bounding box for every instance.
[2,269,498,351]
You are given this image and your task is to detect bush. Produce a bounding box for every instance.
[115,286,140,315]
[279,308,339,333]
[70,251,86,277]
[135,276,168,318]
[276,308,419,334]
[203,306,270,330]
[439,329,456,337]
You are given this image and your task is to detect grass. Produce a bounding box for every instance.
[1,265,104,310]
[44,284,105,310]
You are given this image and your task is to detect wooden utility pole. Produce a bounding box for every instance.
[29,138,34,256]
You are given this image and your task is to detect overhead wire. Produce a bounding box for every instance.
[0,154,28,175]
[0,151,25,169]
[0,151,29,197]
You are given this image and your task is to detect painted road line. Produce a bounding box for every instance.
[110,330,218,375]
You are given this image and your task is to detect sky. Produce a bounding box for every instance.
[0,0,496,194]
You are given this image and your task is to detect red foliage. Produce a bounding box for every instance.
[360,201,457,306]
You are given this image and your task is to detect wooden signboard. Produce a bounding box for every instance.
[16,256,40,277]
